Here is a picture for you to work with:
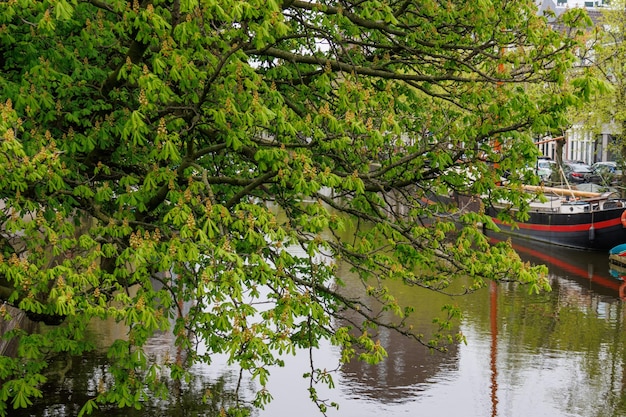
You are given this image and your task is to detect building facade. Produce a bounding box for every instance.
[535,0,619,164]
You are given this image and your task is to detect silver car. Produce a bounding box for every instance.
[536,159,558,182]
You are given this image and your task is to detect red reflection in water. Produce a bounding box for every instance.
[489,236,625,297]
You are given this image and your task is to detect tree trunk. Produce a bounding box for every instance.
[0,304,37,357]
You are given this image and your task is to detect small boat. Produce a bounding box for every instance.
[610,243,626,256]
[608,252,626,300]
[609,243,626,270]
[486,185,626,251]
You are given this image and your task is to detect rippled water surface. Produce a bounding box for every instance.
[11,235,626,417]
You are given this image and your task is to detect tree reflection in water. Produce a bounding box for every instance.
[333,258,462,403]
[8,323,252,417]
[10,235,626,417]
[10,351,249,417]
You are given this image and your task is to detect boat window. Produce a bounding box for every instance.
[604,201,622,209]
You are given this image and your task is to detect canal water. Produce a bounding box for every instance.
[10,234,626,417]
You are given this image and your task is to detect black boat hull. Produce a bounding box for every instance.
[486,206,626,251]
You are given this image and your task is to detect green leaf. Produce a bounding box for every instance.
[54,0,74,20]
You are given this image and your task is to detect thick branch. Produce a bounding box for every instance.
[250,47,475,83]
[225,171,277,209]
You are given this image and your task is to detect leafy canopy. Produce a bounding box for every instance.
[0,0,593,415]
[567,1,626,188]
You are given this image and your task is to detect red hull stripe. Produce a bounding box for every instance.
[491,217,623,232]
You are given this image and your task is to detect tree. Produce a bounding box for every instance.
[0,0,595,415]
[575,0,626,190]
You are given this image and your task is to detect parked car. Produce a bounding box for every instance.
[561,161,591,184]
[585,161,622,186]
[536,159,558,182]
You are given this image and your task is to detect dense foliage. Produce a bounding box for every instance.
[0,0,595,415]
[573,1,626,188]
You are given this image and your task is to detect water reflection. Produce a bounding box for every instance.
[486,233,626,417]
[331,259,461,405]
[262,235,626,417]
[9,353,249,417]
[10,233,626,417]
[490,233,626,300]
[489,281,499,417]
[337,324,459,402]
